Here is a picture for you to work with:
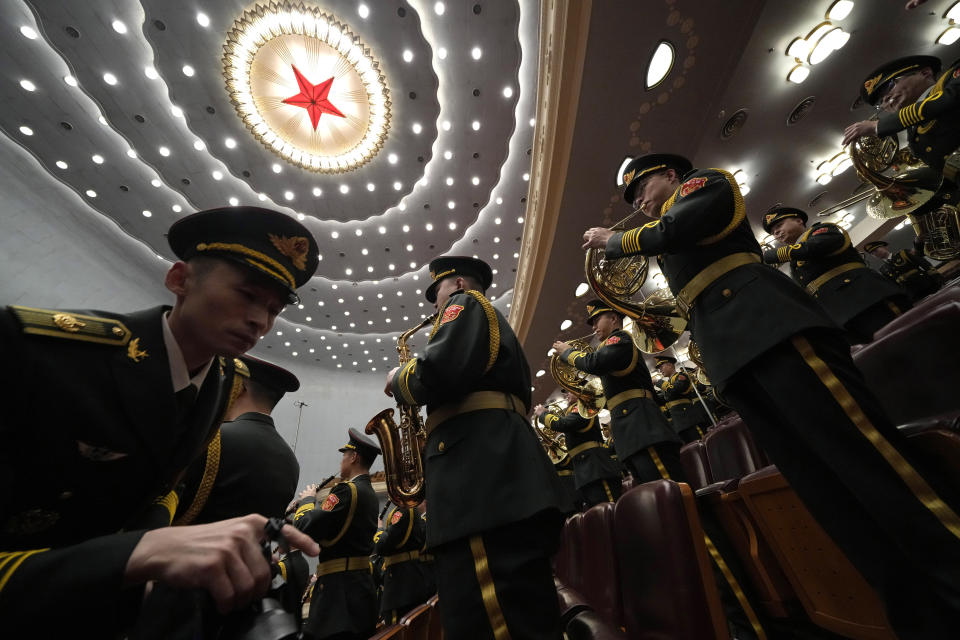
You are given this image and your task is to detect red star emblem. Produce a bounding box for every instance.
[282,65,345,130]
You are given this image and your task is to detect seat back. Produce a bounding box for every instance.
[900,412,960,494]
[400,603,432,640]
[703,418,767,482]
[874,284,960,340]
[679,440,712,490]
[555,512,583,591]
[578,502,622,627]
[736,467,895,639]
[369,624,407,639]
[614,481,730,640]
[426,595,443,640]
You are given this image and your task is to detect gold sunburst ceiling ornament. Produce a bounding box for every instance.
[222,2,391,173]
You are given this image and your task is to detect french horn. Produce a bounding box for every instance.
[549,333,607,417]
[531,402,568,464]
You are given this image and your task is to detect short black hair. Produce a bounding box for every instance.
[460,274,486,294]
[242,377,283,410]
[353,449,375,470]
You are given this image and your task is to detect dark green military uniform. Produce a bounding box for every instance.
[391,256,565,640]
[294,472,379,640]
[540,406,621,507]
[655,355,711,443]
[552,455,581,514]
[863,55,960,175]
[560,315,682,483]
[375,503,432,623]
[273,549,310,626]
[762,209,909,344]
[611,155,960,637]
[865,240,944,302]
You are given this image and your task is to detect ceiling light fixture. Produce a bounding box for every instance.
[55,161,68,169]
[111,20,128,34]
[103,72,118,85]
[197,12,210,27]
[225,137,237,149]
[19,79,36,92]
[19,126,33,136]
[645,41,675,89]
[144,66,159,80]
[438,47,448,60]
[91,154,104,164]
[358,4,370,19]
[182,65,195,77]
[63,75,78,86]
[471,46,482,60]
[19,26,37,39]
[826,0,854,21]
[937,26,960,45]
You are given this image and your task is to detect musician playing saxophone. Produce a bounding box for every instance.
[533,388,622,507]
[581,152,960,639]
[383,255,566,640]
[552,300,681,483]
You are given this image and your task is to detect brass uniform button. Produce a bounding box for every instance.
[843,278,851,283]
[621,409,628,415]
[722,288,732,297]
[926,146,933,152]
[438,442,445,452]
[112,326,124,336]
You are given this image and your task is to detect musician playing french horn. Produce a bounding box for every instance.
[552,299,681,483]
[581,152,960,638]
[383,255,567,640]
[533,387,622,508]
[653,355,712,443]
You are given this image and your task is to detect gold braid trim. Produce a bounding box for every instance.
[194,242,295,289]
[697,169,745,246]
[465,290,500,374]
[154,491,180,526]
[320,483,359,546]
[0,549,49,593]
[398,508,415,547]
[174,429,222,525]
[427,302,447,340]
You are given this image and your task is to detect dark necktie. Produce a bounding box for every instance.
[174,383,198,425]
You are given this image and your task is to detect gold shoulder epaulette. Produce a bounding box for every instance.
[219,356,251,377]
[10,305,131,346]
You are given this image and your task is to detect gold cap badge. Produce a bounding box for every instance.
[268,234,309,271]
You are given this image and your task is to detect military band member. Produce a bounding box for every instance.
[864,239,944,302]
[294,429,381,640]
[385,255,566,640]
[553,300,683,484]
[552,453,581,514]
[843,55,960,176]
[654,356,712,443]
[0,207,320,637]
[376,501,432,624]
[762,207,910,344]
[534,390,623,507]
[583,152,960,637]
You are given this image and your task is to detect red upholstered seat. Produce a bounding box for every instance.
[399,603,432,640]
[425,594,443,640]
[899,411,960,492]
[614,481,730,640]
[854,301,960,424]
[369,623,407,639]
[555,512,583,590]
[578,502,623,627]
[565,610,628,639]
[679,440,712,490]
[702,417,768,483]
[874,283,960,340]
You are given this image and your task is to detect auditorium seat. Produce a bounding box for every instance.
[577,502,623,627]
[399,603,432,640]
[702,417,768,483]
[368,624,406,639]
[855,300,960,424]
[899,410,960,492]
[736,466,895,639]
[614,481,730,640]
[679,440,712,490]
[873,283,960,340]
[425,595,443,640]
[565,610,627,639]
[554,512,583,591]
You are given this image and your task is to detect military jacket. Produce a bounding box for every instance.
[762,222,907,326]
[375,504,431,613]
[658,372,711,432]
[606,168,836,387]
[540,408,621,490]
[0,305,240,635]
[294,474,378,638]
[560,329,678,460]
[879,249,943,301]
[877,58,960,173]
[390,289,565,547]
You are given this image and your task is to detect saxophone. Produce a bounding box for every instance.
[365,314,437,507]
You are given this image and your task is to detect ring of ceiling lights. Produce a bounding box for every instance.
[223,2,391,173]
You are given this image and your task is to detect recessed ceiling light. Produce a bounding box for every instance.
[144,66,159,80]
[367,265,374,272]
[471,176,480,185]
[297,213,305,220]
[447,201,455,209]
[126,149,138,158]
[55,160,68,169]
[434,2,446,15]
[158,146,171,157]
[142,210,152,218]
[442,151,453,161]
[111,20,128,34]
[339,184,349,194]
[494,217,502,225]
[425,223,433,231]
[402,225,410,232]
[366,183,375,192]
[441,121,451,131]
[493,253,499,259]
[85,189,97,198]
[406,244,414,251]
[496,197,503,205]
[182,65,195,77]
[502,86,514,98]
[355,229,363,236]
[398,202,407,211]
[446,177,454,186]
[284,191,294,201]
[63,75,78,87]
[471,120,481,131]
[151,179,162,187]
[18,125,33,136]
[19,79,36,92]
[331,231,340,239]
[529,118,536,127]
[272,163,282,173]
[212,170,223,180]
[448,222,457,230]
[103,72,118,86]
[172,204,182,213]
[196,12,210,27]
[170,105,183,118]
[402,49,414,63]
[358,4,370,19]
[313,187,323,197]
[388,264,395,270]
[493,237,500,243]
[19,26,38,39]
[258,193,267,201]
[412,122,422,134]
[229,197,239,206]
[471,46,482,60]
[98,116,107,126]
[91,154,104,164]
[645,41,675,89]
[522,172,529,181]
[438,47,448,59]
[345,268,353,276]
[224,138,237,149]
[826,0,854,21]
[513,252,519,258]
[517,217,524,223]
[393,181,402,190]
[378,226,387,234]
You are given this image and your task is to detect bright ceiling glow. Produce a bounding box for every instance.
[91,154,104,164]
[111,20,127,34]
[172,204,182,213]
[447,201,455,209]
[502,86,514,98]
[412,122,423,134]
[229,197,239,206]
[103,72,118,85]
[575,282,590,297]
[19,79,35,92]
[19,126,33,136]
[443,150,453,160]
[948,1,960,22]
[313,187,323,196]
[212,170,223,180]
[471,120,481,130]
[402,49,414,63]
[85,190,97,198]
[393,181,402,190]
[937,26,960,45]
[645,41,674,89]
[142,210,152,217]
[434,2,446,15]
[560,319,573,331]
[144,66,159,80]
[358,4,370,19]
[126,149,137,158]
[787,64,810,84]
[225,138,237,149]
[339,184,349,194]
[197,13,210,27]
[366,183,375,192]
[472,176,480,185]
[55,160,68,169]
[826,0,854,21]
[182,65,195,77]
[615,156,633,186]
[272,163,282,173]
[63,75,78,86]
[471,46,482,60]
[158,146,171,157]
[151,179,162,187]
[19,26,37,39]
[284,190,295,200]
[809,27,849,64]
[170,105,183,118]
[438,47,448,59]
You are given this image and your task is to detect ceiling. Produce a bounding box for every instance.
[0,0,955,400]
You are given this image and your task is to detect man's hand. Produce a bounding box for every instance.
[553,340,572,354]
[533,403,546,417]
[582,227,614,250]
[124,514,320,614]
[384,366,400,397]
[842,120,878,146]
[298,484,318,500]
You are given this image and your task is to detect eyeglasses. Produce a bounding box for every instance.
[877,72,919,108]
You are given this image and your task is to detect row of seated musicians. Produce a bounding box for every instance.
[552,278,960,640]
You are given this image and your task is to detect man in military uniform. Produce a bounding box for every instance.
[375,501,432,624]
[583,153,960,638]
[553,300,682,483]
[843,55,960,176]
[0,206,320,637]
[293,429,380,640]
[654,356,712,443]
[761,207,910,344]
[131,354,303,639]
[865,239,944,302]
[384,256,565,640]
[534,390,623,507]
